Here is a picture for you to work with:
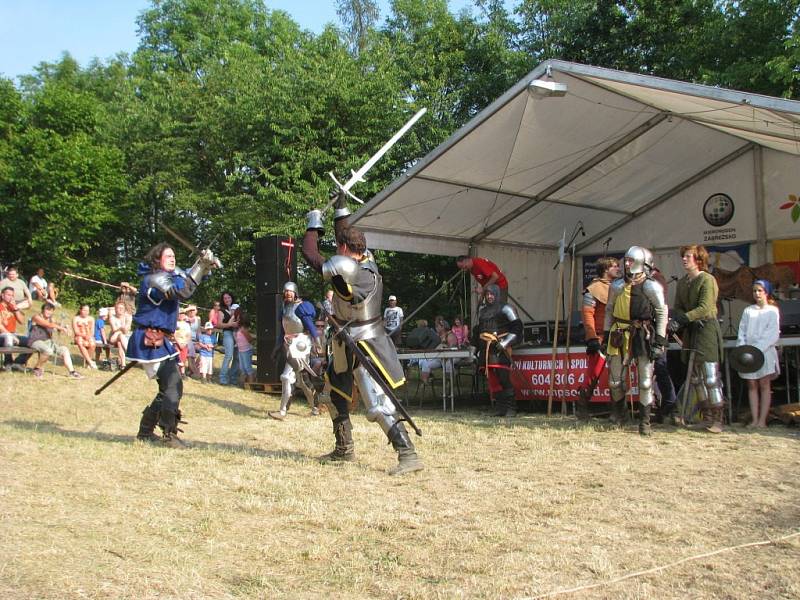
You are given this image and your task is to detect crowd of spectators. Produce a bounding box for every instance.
[0,266,256,385]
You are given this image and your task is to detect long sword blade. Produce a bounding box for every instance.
[159,221,200,256]
[325,107,427,208]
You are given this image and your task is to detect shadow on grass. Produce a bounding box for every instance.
[182,391,269,418]
[1,419,311,462]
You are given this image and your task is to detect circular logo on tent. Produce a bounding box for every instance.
[703,193,734,227]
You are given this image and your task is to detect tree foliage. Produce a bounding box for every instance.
[0,0,798,322]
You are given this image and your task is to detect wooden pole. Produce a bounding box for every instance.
[561,245,577,416]
[547,261,564,416]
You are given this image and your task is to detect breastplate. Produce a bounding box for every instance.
[330,264,385,341]
[282,302,304,335]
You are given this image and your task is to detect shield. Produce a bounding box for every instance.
[729,345,765,374]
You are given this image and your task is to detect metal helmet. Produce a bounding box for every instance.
[624,246,653,276]
[283,281,299,296]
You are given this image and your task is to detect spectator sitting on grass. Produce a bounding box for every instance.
[72,304,97,369]
[0,266,32,310]
[28,268,48,301]
[108,301,132,369]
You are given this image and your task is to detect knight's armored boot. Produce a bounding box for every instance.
[136,400,161,442]
[319,417,355,463]
[706,405,724,434]
[387,423,424,476]
[638,402,652,436]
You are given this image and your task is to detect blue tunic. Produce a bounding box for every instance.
[126,264,190,364]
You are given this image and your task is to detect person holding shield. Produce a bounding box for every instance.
[268,281,321,420]
[669,244,726,433]
[736,279,781,428]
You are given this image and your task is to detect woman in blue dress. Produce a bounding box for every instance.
[130,242,219,446]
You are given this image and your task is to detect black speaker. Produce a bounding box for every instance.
[255,235,298,297]
[255,235,297,383]
[256,293,285,383]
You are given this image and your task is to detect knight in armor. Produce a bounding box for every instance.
[669,244,725,433]
[301,194,424,476]
[603,246,668,435]
[474,284,523,417]
[576,256,621,421]
[131,243,219,447]
[268,281,321,420]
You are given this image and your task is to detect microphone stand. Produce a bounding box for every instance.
[602,237,611,257]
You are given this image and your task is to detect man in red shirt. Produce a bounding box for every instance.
[1,285,27,370]
[457,256,508,303]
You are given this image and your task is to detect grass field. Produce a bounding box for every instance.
[1,366,799,600]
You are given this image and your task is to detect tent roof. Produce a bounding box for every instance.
[351,60,800,255]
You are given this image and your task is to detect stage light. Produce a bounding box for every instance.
[528,79,568,98]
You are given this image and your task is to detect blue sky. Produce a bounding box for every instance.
[0,0,482,79]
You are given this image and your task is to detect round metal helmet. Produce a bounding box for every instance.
[283,281,299,296]
[624,246,653,275]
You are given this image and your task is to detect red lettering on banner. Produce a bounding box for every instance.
[511,350,639,403]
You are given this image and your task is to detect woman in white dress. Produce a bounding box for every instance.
[736,279,781,428]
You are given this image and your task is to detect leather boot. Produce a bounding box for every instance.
[610,399,628,426]
[319,418,355,462]
[387,423,424,476]
[136,401,161,442]
[688,402,712,430]
[502,391,517,417]
[493,392,508,416]
[575,388,591,422]
[638,402,652,436]
[159,409,187,448]
[706,405,724,434]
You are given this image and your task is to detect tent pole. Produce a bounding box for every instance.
[753,146,768,264]
[561,245,577,416]
[547,261,564,416]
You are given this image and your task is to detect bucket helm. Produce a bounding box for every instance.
[623,246,653,278]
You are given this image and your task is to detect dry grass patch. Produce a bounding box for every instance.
[1,369,799,599]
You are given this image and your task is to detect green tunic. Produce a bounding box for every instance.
[673,271,723,363]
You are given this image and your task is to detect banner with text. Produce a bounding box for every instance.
[512,351,639,403]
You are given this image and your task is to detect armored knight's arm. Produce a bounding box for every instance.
[144,270,195,302]
[642,278,668,340]
[303,193,352,274]
[498,305,522,349]
[146,251,218,302]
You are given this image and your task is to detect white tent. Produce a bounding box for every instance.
[351,60,800,320]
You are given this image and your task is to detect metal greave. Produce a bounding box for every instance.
[353,364,400,436]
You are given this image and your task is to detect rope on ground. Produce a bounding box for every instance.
[524,530,800,599]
